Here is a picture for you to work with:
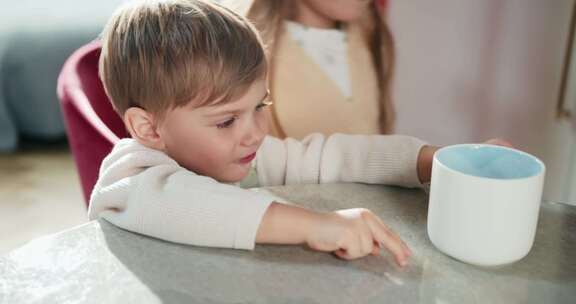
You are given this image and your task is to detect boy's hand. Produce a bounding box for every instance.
[256,203,410,265]
[305,208,412,265]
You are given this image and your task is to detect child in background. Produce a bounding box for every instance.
[228,0,396,139]
[90,0,507,264]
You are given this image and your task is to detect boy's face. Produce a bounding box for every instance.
[156,78,270,183]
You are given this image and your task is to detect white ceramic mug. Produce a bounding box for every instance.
[427,144,545,266]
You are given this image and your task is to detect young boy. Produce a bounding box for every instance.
[90,0,506,266]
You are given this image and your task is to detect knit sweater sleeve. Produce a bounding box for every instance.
[88,139,274,250]
[255,133,427,187]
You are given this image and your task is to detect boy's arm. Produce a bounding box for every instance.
[89,140,275,250]
[256,202,412,264]
[255,202,315,244]
[256,134,428,188]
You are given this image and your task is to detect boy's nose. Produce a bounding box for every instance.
[242,120,266,147]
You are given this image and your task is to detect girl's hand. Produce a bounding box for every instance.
[305,208,411,265]
[418,138,514,183]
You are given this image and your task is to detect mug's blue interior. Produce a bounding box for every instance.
[436,145,543,179]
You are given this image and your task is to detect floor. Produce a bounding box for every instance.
[0,140,87,255]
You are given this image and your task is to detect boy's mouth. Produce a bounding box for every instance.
[239,152,256,164]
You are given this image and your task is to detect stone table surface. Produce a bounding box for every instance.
[1,183,575,303]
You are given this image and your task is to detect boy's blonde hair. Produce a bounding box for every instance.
[99,0,267,119]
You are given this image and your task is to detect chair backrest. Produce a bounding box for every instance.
[57,40,129,206]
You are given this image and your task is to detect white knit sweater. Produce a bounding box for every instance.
[88,133,426,250]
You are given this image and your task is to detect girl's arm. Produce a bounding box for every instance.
[256,134,512,187]
[256,133,427,187]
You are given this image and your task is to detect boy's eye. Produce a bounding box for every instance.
[216,116,237,129]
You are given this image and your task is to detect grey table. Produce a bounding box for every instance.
[1,184,575,303]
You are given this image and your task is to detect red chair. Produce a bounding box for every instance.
[57,40,129,206]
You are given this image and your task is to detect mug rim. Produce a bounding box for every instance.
[433,144,546,181]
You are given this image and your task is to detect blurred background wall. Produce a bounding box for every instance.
[390,0,576,205]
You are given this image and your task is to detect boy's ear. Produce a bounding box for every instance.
[123,107,166,150]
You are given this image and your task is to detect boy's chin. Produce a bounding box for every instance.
[216,167,250,184]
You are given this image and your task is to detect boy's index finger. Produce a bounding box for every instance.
[365,215,410,266]
[369,213,413,256]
